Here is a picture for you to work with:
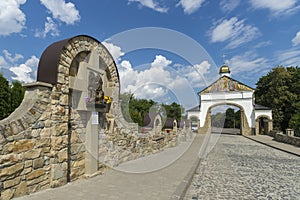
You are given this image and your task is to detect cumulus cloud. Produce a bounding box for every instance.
[249,0,299,15]
[118,55,193,101]
[210,17,260,49]
[35,17,59,38]
[177,60,211,88]
[292,31,300,46]
[176,0,205,14]
[220,0,240,12]
[0,0,26,36]
[40,0,80,25]
[151,55,172,68]
[9,56,39,83]
[128,0,168,13]
[102,42,125,62]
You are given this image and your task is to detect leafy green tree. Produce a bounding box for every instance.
[224,108,235,128]
[162,102,184,121]
[234,110,241,129]
[120,93,184,127]
[0,74,11,119]
[255,66,300,131]
[211,108,240,128]
[10,81,25,113]
[211,112,225,127]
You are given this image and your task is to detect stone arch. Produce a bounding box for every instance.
[199,102,251,135]
[37,35,119,87]
[255,115,272,135]
[36,35,137,180]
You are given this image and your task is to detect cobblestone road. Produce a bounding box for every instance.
[185,134,300,200]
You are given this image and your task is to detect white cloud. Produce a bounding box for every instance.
[178,60,211,88]
[176,0,205,14]
[210,17,260,49]
[249,0,299,15]
[118,55,189,100]
[35,17,59,38]
[102,42,125,62]
[275,48,300,66]
[128,0,168,13]
[292,31,300,46]
[220,0,240,12]
[3,50,23,63]
[40,0,80,25]
[0,0,26,36]
[226,51,268,74]
[254,41,272,49]
[9,56,39,83]
[151,55,172,68]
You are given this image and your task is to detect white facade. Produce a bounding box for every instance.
[199,91,255,127]
[186,66,273,135]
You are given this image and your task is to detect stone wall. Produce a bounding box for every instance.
[0,35,190,200]
[0,83,53,199]
[268,131,300,147]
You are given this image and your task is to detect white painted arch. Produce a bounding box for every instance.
[187,67,273,135]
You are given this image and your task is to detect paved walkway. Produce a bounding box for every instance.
[244,134,300,156]
[15,134,206,200]
[185,134,300,199]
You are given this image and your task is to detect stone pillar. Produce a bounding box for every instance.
[255,119,259,135]
[85,112,99,176]
[198,111,211,134]
[268,119,273,134]
[240,110,251,135]
[173,120,178,133]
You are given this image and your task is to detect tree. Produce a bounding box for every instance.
[255,66,300,131]
[0,74,11,120]
[211,112,225,127]
[120,93,184,127]
[0,75,25,120]
[224,108,235,128]
[234,110,241,129]
[10,81,25,113]
[162,102,184,121]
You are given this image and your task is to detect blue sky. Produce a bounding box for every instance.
[1,0,300,109]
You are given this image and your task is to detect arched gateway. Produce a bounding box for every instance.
[187,65,273,135]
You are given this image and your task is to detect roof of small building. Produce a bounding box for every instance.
[186,105,200,112]
[143,112,161,127]
[254,104,271,110]
[164,118,176,129]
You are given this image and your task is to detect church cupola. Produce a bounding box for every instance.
[219,64,231,77]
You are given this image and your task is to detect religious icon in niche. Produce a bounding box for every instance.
[86,71,112,112]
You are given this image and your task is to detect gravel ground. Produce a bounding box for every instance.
[184,134,300,200]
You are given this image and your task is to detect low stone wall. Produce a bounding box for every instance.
[0,83,191,200]
[0,84,53,199]
[268,131,300,147]
[97,127,192,169]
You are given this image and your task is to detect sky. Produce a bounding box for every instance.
[1,0,300,110]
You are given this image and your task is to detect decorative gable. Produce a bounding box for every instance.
[200,76,254,94]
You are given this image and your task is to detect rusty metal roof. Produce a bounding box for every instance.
[37,35,100,85]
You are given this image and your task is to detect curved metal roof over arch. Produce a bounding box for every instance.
[37,35,113,85]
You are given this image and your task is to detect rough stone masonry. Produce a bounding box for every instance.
[0,35,190,200]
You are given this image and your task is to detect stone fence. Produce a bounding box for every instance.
[0,35,194,200]
[268,130,300,147]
